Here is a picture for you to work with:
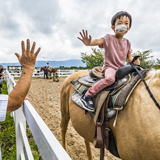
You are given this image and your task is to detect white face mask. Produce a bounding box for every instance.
[115,24,128,33]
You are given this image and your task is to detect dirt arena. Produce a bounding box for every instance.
[27,77,121,160]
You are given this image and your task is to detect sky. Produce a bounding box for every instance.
[0,0,160,63]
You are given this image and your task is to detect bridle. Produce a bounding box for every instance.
[130,56,160,109]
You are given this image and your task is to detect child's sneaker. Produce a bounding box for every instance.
[80,95,95,112]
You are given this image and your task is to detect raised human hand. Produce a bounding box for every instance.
[77,30,92,46]
[15,39,41,69]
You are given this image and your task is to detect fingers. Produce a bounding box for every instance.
[26,39,30,55]
[21,39,40,61]
[77,37,83,41]
[79,29,89,38]
[79,32,84,38]
[31,42,36,54]
[35,47,41,57]
[15,53,21,61]
[82,30,85,37]
[86,30,88,37]
[21,41,26,56]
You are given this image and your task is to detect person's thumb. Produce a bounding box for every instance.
[15,53,21,61]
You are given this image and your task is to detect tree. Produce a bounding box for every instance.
[154,58,160,69]
[81,48,104,69]
[127,50,154,68]
[81,48,156,69]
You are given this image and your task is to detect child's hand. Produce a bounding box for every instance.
[77,30,92,46]
[133,59,140,66]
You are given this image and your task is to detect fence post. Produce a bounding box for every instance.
[15,106,26,160]
[58,69,60,77]
[5,70,27,160]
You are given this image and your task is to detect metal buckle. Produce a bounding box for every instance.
[105,127,110,131]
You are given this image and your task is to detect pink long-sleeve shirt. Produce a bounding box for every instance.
[100,34,132,72]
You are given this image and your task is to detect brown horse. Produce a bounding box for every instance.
[60,70,160,160]
[40,67,59,81]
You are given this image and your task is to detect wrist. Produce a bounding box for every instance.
[128,57,133,63]
[22,65,35,70]
[22,66,34,72]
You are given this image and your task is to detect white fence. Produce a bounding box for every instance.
[4,70,71,160]
[8,69,80,78]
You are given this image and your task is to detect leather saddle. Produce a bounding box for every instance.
[78,65,141,90]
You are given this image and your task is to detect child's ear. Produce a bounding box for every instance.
[111,26,115,31]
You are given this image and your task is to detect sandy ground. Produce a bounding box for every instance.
[26,77,121,160]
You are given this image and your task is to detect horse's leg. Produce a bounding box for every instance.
[60,113,70,150]
[84,139,93,160]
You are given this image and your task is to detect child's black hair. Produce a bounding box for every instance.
[111,11,132,27]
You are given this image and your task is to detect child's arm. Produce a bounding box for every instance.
[77,30,104,46]
[127,53,140,65]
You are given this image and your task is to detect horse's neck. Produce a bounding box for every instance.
[109,79,160,159]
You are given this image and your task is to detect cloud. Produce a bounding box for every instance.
[0,0,160,63]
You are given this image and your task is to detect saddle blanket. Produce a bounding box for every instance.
[71,69,150,111]
[71,90,117,119]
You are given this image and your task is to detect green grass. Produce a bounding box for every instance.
[1,80,8,95]
[0,80,42,160]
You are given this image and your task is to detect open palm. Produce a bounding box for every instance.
[77,30,92,46]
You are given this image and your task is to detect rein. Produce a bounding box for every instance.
[130,56,160,109]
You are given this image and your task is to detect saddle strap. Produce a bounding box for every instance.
[93,95,110,160]
[104,95,110,149]
[100,147,104,160]
[104,119,109,149]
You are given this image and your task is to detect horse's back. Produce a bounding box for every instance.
[61,70,89,93]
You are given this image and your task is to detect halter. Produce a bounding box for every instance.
[130,56,160,109]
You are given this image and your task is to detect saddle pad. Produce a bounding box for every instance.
[70,77,89,95]
[71,90,117,120]
[110,69,150,110]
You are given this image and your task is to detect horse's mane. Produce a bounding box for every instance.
[145,69,160,83]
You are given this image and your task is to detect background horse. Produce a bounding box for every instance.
[60,70,160,160]
[40,67,59,81]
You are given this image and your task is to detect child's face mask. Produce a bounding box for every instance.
[115,24,128,33]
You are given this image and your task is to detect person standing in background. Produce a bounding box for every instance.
[43,66,48,79]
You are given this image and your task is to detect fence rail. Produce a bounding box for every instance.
[4,70,71,160]
[8,69,87,78]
